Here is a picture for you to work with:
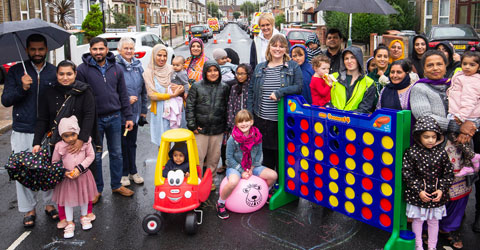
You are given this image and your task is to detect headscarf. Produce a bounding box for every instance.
[143,44,173,90]
[58,115,80,136]
[290,44,314,104]
[224,48,240,65]
[184,38,208,82]
[232,125,262,171]
[388,39,405,64]
[380,74,411,110]
[410,35,429,78]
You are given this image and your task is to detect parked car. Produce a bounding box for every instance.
[97,32,175,67]
[280,28,316,46]
[204,25,213,38]
[189,25,209,43]
[427,24,480,54]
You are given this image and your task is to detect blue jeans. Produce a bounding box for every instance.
[121,124,139,176]
[226,166,267,178]
[95,112,123,192]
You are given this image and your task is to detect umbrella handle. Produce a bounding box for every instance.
[13,33,27,73]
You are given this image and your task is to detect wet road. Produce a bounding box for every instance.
[1,24,480,250]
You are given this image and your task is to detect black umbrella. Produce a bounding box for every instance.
[314,0,398,45]
[0,18,71,69]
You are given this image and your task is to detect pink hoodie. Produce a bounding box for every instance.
[447,71,480,122]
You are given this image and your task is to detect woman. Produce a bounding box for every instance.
[388,39,405,64]
[143,44,184,146]
[224,48,240,65]
[410,35,429,78]
[435,41,462,79]
[116,37,147,186]
[290,44,315,104]
[247,34,303,172]
[377,60,413,110]
[410,50,479,250]
[368,44,391,93]
[32,60,99,229]
[184,38,208,82]
[249,13,281,70]
[330,46,376,113]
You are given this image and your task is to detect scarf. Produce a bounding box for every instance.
[185,38,207,82]
[232,126,262,171]
[388,39,405,64]
[143,44,173,114]
[416,77,451,86]
[381,74,411,110]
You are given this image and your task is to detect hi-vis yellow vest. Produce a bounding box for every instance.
[330,73,375,111]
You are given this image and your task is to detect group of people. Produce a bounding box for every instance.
[2,12,480,249]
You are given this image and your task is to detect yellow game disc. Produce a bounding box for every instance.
[329,195,339,207]
[382,136,394,149]
[345,158,356,170]
[345,173,355,185]
[382,152,393,165]
[363,132,374,145]
[315,150,324,161]
[381,183,393,197]
[301,146,309,157]
[290,102,297,112]
[363,162,374,175]
[345,201,355,213]
[315,122,324,134]
[345,187,355,199]
[287,167,295,178]
[362,192,373,205]
[300,159,309,170]
[329,181,339,193]
[345,128,356,141]
[329,168,339,180]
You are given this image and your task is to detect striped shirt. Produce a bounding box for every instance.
[259,65,282,121]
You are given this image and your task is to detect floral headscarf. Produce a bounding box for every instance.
[184,38,208,82]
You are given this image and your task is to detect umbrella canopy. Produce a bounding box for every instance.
[0,18,71,65]
[314,0,398,15]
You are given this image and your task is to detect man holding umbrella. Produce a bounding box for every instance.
[1,34,58,227]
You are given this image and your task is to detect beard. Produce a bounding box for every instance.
[28,54,46,65]
[93,54,106,63]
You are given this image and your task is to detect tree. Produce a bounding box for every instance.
[240,1,259,20]
[51,0,74,29]
[109,12,135,28]
[275,14,285,30]
[233,11,241,20]
[324,11,389,43]
[207,2,221,19]
[82,4,104,41]
[386,0,417,31]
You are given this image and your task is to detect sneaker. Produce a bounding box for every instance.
[211,183,216,191]
[216,203,229,219]
[129,173,144,184]
[57,219,67,229]
[80,216,92,230]
[64,223,75,239]
[87,213,96,222]
[455,166,475,177]
[112,186,134,196]
[121,176,131,186]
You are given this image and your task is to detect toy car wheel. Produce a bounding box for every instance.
[184,212,198,235]
[142,214,164,235]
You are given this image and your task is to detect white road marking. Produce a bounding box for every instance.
[7,231,31,250]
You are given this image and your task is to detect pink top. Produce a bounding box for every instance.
[447,71,480,122]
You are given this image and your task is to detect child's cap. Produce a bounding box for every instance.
[58,115,80,135]
[213,48,227,60]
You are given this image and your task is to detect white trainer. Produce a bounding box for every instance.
[129,173,144,184]
[80,216,92,230]
[121,176,131,186]
[64,223,75,238]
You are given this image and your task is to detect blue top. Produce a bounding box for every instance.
[225,136,263,173]
[290,44,314,104]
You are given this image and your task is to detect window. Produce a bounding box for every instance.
[438,0,450,24]
[20,0,29,20]
[151,34,164,46]
[424,0,433,33]
[142,35,155,47]
[34,0,43,19]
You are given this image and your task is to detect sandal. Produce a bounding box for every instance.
[45,208,59,220]
[23,214,36,228]
[440,231,463,250]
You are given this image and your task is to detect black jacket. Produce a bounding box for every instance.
[402,116,454,208]
[434,41,461,79]
[186,60,230,135]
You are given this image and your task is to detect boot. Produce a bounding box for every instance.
[473,215,480,233]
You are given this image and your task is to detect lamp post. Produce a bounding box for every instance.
[169,10,172,47]
[135,0,140,32]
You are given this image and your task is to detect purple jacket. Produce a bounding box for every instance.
[76,52,133,120]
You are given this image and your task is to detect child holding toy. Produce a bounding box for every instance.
[52,116,98,239]
[402,116,454,250]
[217,110,278,219]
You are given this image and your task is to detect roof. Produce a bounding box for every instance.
[303,7,316,14]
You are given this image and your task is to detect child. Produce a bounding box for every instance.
[310,55,335,106]
[305,33,322,63]
[366,57,376,74]
[52,116,98,239]
[163,142,189,178]
[213,48,237,82]
[402,116,454,250]
[446,48,480,176]
[171,56,189,98]
[290,44,314,104]
[216,110,278,220]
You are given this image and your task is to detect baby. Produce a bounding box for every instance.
[171,56,189,98]
[163,142,190,178]
[213,48,237,82]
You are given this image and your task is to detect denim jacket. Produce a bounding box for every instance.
[225,136,263,173]
[247,60,303,115]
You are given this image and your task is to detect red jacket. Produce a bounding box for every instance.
[310,75,331,106]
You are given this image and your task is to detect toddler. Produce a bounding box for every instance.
[217,110,278,220]
[171,56,189,98]
[213,48,237,82]
[403,116,454,250]
[446,48,480,176]
[163,142,190,178]
[310,55,336,106]
[305,33,322,63]
[52,116,98,239]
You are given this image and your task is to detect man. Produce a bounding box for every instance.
[76,37,135,202]
[1,34,58,227]
[323,28,344,73]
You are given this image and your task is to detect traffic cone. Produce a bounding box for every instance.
[185,34,189,46]
[227,33,231,44]
[213,34,217,44]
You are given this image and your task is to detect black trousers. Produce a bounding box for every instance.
[121,124,139,176]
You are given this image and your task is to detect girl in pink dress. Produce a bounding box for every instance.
[52,116,98,239]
